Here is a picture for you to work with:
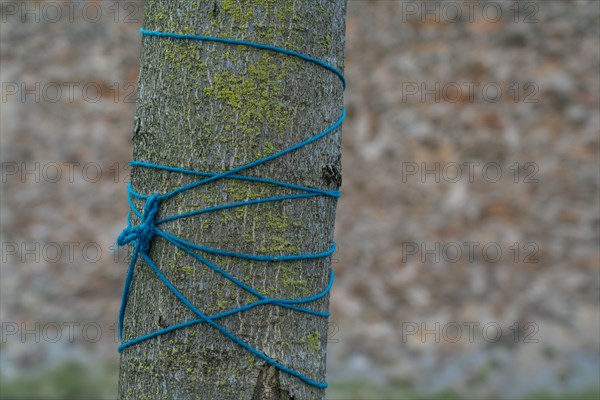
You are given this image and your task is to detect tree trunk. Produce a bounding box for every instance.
[118,1,347,399]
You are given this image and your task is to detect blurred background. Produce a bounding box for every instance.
[1,1,598,399]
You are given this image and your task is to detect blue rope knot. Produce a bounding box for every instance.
[117,194,161,252]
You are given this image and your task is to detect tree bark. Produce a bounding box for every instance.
[118,1,346,399]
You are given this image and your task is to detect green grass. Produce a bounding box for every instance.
[327,381,600,400]
[327,380,460,399]
[523,387,600,400]
[0,361,598,400]
[0,359,118,400]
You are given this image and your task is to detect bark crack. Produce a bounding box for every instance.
[252,364,295,400]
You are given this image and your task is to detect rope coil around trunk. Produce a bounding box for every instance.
[117,28,346,389]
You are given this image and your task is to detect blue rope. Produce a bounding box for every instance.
[116,27,346,390]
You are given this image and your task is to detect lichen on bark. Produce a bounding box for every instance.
[118,1,347,399]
